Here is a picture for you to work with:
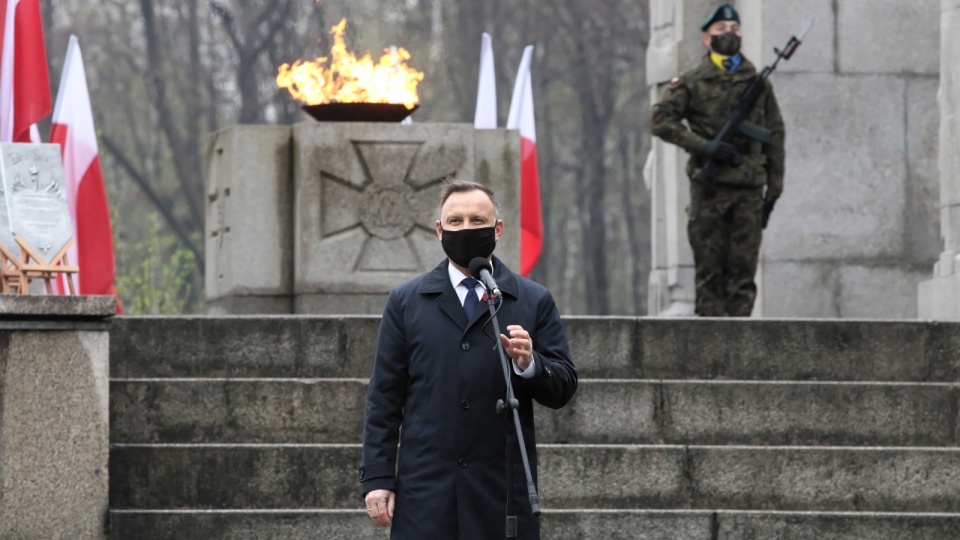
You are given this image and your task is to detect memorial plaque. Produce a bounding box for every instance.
[0,143,73,264]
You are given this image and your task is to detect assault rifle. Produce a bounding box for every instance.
[694,19,814,187]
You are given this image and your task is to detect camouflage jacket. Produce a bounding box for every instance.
[651,55,785,197]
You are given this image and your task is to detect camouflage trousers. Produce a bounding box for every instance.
[687,183,764,317]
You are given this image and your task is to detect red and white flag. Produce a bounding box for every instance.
[0,0,50,142]
[506,45,542,276]
[473,32,497,129]
[50,35,121,309]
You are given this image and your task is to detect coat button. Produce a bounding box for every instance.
[458,458,468,468]
[461,400,470,410]
[461,341,471,351]
[358,468,365,481]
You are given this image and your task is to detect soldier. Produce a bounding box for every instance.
[651,2,785,317]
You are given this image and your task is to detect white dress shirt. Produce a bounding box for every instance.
[447,261,535,378]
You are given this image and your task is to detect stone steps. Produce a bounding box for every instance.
[109,444,960,512]
[108,317,960,539]
[107,509,960,540]
[111,378,960,446]
[109,317,960,381]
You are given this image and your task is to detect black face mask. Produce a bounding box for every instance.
[710,31,741,56]
[441,226,497,268]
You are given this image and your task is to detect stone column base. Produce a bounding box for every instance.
[918,252,960,320]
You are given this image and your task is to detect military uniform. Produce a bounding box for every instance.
[651,55,785,316]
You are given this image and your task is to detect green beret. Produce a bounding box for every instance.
[701,3,740,32]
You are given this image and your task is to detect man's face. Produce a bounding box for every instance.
[435,189,503,240]
[702,20,742,50]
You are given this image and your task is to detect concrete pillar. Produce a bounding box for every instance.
[0,296,114,539]
[919,0,960,319]
[646,0,726,316]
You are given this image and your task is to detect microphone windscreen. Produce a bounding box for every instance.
[468,257,491,280]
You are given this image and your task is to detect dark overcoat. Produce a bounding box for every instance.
[360,257,578,540]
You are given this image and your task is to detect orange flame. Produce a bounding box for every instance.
[276,18,424,108]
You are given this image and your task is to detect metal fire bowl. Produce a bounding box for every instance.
[301,102,419,123]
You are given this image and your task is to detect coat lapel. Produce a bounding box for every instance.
[419,260,468,331]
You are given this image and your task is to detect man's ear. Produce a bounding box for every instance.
[495,219,504,240]
[435,220,443,240]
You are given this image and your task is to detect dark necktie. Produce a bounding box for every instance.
[461,277,479,319]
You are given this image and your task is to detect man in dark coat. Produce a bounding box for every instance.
[360,179,578,539]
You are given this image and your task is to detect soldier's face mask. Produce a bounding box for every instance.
[710,31,741,56]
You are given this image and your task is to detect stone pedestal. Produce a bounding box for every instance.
[205,122,520,314]
[0,296,114,539]
[918,0,960,320]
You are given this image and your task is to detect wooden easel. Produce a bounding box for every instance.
[0,244,22,293]
[15,236,78,295]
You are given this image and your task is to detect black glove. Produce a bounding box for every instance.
[700,140,740,163]
[761,195,778,229]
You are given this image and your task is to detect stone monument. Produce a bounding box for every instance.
[647,0,940,318]
[205,122,520,314]
[918,0,960,320]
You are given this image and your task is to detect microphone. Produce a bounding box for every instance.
[468,257,501,299]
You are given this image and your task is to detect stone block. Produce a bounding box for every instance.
[538,381,660,444]
[757,261,839,318]
[475,128,521,265]
[540,510,713,540]
[0,294,115,317]
[761,0,834,73]
[943,204,960,252]
[206,295,293,315]
[563,316,640,377]
[110,379,367,444]
[0,322,110,538]
[292,123,518,314]
[718,512,960,539]
[110,510,714,540]
[110,317,379,379]
[205,126,293,303]
[690,446,960,511]
[905,78,942,263]
[764,73,907,260]
[838,0,939,75]
[536,445,690,509]
[660,381,957,446]
[636,319,939,382]
[918,272,960,320]
[110,445,362,509]
[837,264,928,319]
[110,510,390,540]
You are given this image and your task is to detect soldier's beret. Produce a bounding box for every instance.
[701,3,740,32]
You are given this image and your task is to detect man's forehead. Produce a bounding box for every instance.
[707,20,739,32]
[441,191,495,214]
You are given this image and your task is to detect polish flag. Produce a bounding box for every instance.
[506,45,542,276]
[0,0,51,142]
[50,35,121,309]
[473,32,497,129]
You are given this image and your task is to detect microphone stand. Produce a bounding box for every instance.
[481,290,541,540]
